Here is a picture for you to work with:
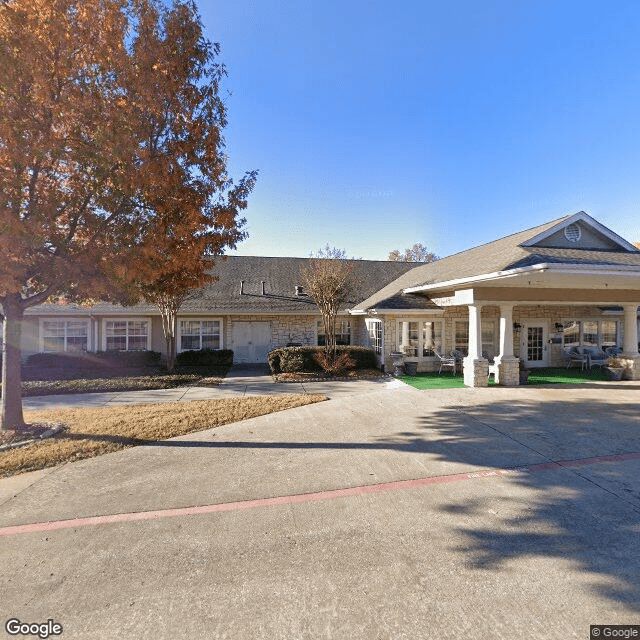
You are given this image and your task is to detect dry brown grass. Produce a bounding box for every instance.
[1,395,327,478]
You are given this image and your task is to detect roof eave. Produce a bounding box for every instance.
[403,262,640,294]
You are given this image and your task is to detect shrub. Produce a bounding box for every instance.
[175,348,234,366]
[313,350,354,376]
[25,351,161,369]
[267,346,377,375]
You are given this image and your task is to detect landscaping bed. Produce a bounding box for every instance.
[1,394,328,477]
[275,369,384,382]
[18,370,228,397]
[2,348,233,397]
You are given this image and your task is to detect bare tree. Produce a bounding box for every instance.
[388,243,439,263]
[300,247,358,368]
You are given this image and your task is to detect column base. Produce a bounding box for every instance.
[620,355,640,380]
[463,357,489,388]
[492,356,520,386]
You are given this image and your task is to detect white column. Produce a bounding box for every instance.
[401,321,409,348]
[467,304,483,360]
[623,305,639,356]
[498,304,514,358]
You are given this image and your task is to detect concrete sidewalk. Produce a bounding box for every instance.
[2,384,640,638]
[22,364,401,411]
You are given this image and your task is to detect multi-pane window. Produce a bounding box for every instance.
[601,320,618,347]
[317,320,351,346]
[180,319,221,351]
[562,321,580,347]
[397,320,444,357]
[561,320,619,348]
[368,320,383,354]
[421,321,442,357]
[455,321,469,355]
[582,321,598,347]
[42,320,89,352]
[481,321,496,358]
[398,321,420,355]
[105,320,149,351]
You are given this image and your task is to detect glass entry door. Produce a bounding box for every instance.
[523,322,549,367]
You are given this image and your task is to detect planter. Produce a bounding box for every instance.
[404,361,418,376]
[605,367,624,381]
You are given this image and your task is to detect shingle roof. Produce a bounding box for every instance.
[28,256,416,316]
[354,214,640,311]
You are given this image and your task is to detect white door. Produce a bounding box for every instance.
[522,322,549,368]
[232,322,272,363]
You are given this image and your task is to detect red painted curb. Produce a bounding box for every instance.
[1,451,639,538]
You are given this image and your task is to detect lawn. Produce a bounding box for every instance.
[0,394,327,477]
[399,367,610,390]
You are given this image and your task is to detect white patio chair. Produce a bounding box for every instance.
[436,351,457,375]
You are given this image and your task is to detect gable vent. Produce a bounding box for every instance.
[564,223,581,242]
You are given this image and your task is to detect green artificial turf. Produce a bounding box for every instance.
[399,367,610,390]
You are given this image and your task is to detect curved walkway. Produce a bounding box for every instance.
[22,364,403,411]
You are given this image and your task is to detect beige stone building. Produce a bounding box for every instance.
[16,211,640,386]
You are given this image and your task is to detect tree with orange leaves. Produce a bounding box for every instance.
[0,0,255,429]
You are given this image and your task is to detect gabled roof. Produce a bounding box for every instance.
[28,256,416,316]
[354,213,640,311]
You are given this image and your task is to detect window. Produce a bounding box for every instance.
[455,321,469,355]
[421,321,442,357]
[398,321,419,355]
[481,320,496,358]
[582,321,598,347]
[179,319,221,351]
[105,320,149,351]
[317,320,351,346]
[42,319,89,352]
[368,320,383,354]
[601,320,618,347]
[561,320,619,348]
[397,319,444,357]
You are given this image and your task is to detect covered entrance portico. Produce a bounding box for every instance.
[405,265,640,387]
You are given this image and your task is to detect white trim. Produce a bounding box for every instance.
[521,321,550,367]
[396,317,444,359]
[177,317,223,352]
[102,317,152,352]
[520,212,639,252]
[39,317,91,353]
[403,262,640,294]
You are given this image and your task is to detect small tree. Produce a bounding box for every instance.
[300,246,358,370]
[388,243,439,263]
[132,172,256,371]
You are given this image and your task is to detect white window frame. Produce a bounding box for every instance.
[560,318,620,349]
[397,318,444,359]
[177,317,223,352]
[102,317,152,352]
[481,320,497,359]
[39,318,91,353]
[317,319,351,346]
[366,318,383,355]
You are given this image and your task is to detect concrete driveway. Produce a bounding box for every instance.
[2,382,640,639]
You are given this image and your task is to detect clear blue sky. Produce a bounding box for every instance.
[199,0,640,260]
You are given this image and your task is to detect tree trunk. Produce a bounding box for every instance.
[1,296,26,431]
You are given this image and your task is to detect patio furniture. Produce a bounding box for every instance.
[605,346,623,356]
[564,347,588,371]
[584,347,607,371]
[436,351,457,375]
